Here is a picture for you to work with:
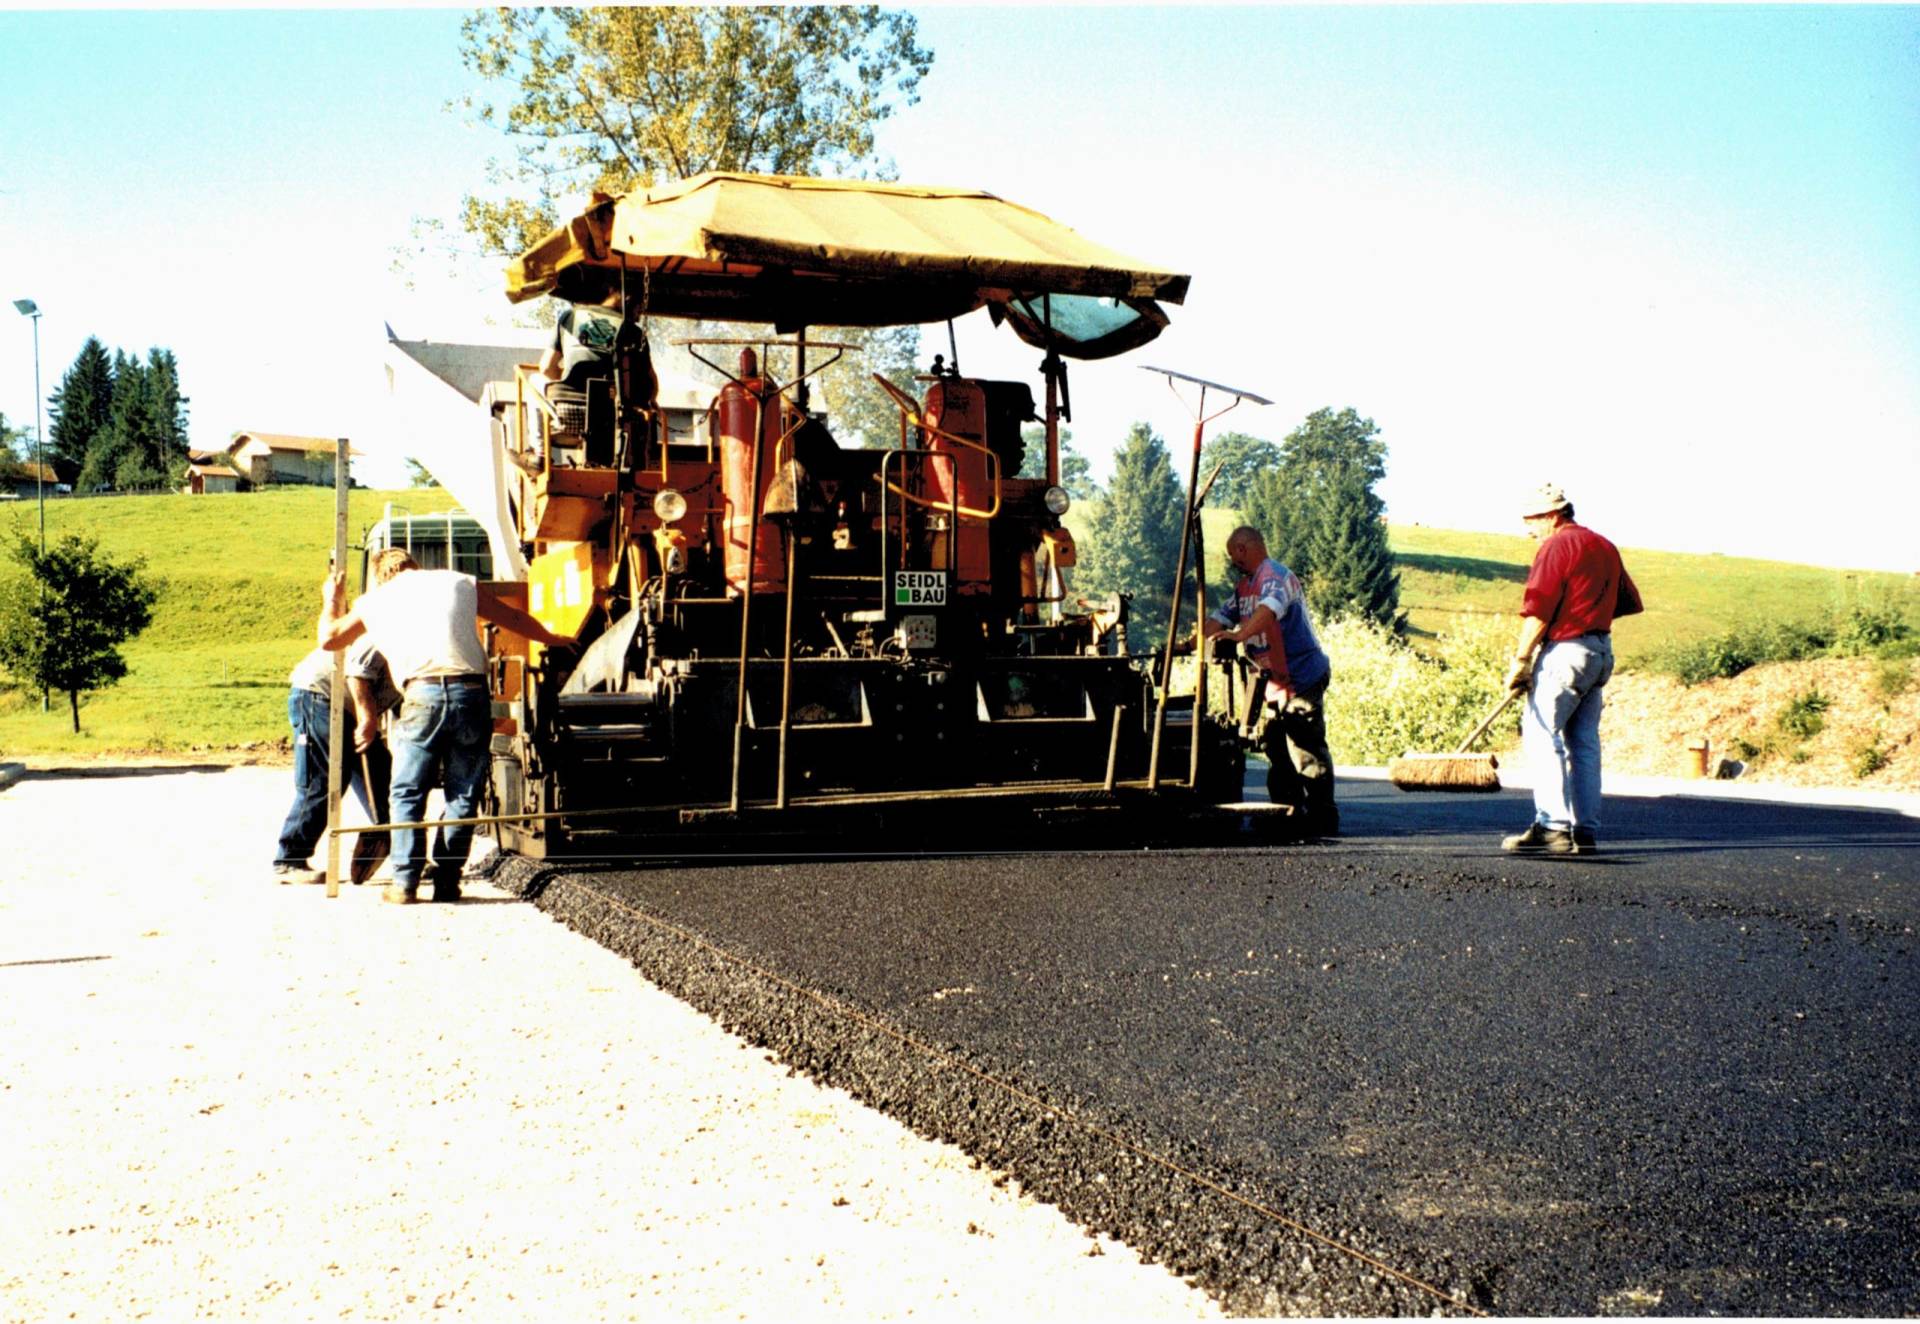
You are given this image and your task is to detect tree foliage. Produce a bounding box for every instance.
[450,5,935,449]
[1197,430,1279,508]
[454,5,933,257]
[1075,422,1189,650]
[47,336,114,479]
[0,412,29,466]
[0,530,159,732]
[1243,406,1401,630]
[1016,424,1098,501]
[55,342,191,492]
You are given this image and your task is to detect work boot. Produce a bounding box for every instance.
[1571,827,1600,855]
[272,863,324,886]
[428,864,463,904]
[382,884,418,906]
[1501,823,1575,855]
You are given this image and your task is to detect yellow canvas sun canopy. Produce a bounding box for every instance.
[506,172,1189,359]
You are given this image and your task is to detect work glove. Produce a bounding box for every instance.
[1504,656,1534,694]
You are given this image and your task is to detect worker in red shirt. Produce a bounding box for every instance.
[1501,484,1643,857]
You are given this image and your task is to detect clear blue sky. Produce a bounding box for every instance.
[3,6,1916,572]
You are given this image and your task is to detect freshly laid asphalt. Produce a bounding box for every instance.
[494,775,1919,1316]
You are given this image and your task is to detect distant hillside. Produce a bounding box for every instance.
[1391,523,1919,668]
[1,491,1914,761]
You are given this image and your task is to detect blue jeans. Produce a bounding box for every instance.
[1522,634,1614,833]
[275,689,388,868]
[389,681,491,889]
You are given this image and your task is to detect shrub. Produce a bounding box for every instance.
[1318,612,1512,766]
[1873,658,1915,701]
[1776,689,1831,741]
[1853,736,1891,779]
[1652,618,1831,685]
[1829,588,1913,658]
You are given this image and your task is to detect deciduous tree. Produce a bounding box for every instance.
[1016,424,1098,501]
[448,5,935,447]
[0,530,158,733]
[0,412,29,466]
[454,6,932,254]
[1197,430,1279,509]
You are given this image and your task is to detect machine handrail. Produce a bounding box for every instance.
[869,373,1002,521]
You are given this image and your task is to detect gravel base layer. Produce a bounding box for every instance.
[0,768,1220,1322]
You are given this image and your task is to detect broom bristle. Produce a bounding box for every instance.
[1386,752,1501,792]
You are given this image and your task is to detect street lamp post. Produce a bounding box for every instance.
[13,298,47,711]
[11,299,43,553]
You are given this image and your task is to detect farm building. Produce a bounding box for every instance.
[0,460,66,500]
[226,433,354,487]
[181,450,244,495]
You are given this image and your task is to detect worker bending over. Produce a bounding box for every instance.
[316,549,570,905]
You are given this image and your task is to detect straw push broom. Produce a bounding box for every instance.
[1387,692,1520,791]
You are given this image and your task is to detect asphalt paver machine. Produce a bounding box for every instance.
[454,172,1281,858]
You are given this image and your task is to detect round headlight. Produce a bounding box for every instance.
[1043,485,1071,516]
[652,487,688,522]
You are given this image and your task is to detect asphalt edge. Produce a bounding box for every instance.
[491,856,1482,1317]
[1342,764,1920,818]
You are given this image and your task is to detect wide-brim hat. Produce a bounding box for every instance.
[1522,482,1571,518]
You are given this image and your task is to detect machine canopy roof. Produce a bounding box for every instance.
[506,172,1188,360]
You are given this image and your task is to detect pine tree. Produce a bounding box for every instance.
[141,348,191,481]
[1243,407,1400,630]
[46,337,115,482]
[79,352,139,491]
[1075,422,1187,650]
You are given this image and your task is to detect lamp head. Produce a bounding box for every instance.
[12,299,38,317]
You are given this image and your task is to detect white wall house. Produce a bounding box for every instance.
[226,433,353,487]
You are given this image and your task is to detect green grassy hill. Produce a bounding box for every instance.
[1,489,1913,758]
[0,487,457,755]
[1392,524,1918,666]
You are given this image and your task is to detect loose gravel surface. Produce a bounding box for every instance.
[0,766,1218,1322]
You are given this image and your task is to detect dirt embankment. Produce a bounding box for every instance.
[1599,656,1920,791]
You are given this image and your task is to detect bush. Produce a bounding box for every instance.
[1873,658,1915,701]
[1853,735,1891,779]
[1776,688,1831,741]
[1319,612,1512,765]
[1651,618,1831,685]
[1829,588,1913,657]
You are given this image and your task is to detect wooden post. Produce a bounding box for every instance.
[324,439,349,898]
